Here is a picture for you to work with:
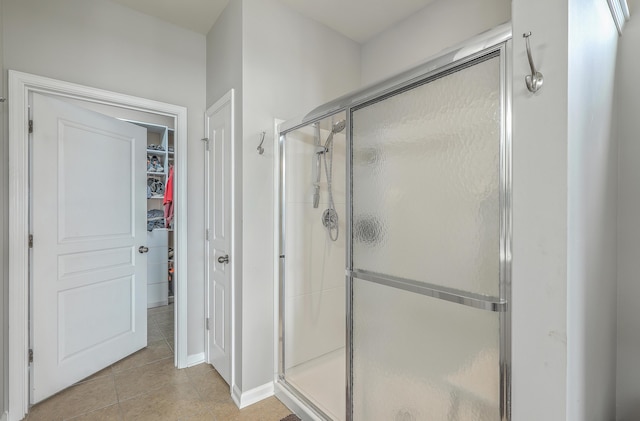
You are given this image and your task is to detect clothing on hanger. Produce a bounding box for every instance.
[164,165,174,228]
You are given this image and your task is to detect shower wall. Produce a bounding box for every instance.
[283,123,346,369]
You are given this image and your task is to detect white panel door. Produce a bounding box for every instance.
[31,93,147,403]
[205,93,232,384]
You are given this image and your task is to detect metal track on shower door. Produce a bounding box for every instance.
[350,269,507,312]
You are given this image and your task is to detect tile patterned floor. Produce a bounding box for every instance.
[24,304,293,421]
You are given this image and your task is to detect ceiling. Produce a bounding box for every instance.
[279,0,436,43]
[109,0,230,35]
[109,0,437,43]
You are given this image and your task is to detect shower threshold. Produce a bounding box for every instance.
[285,348,346,421]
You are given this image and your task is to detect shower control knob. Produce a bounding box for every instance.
[218,255,229,264]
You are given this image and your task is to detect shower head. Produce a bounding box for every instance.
[322,119,346,150]
[332,119,346,134]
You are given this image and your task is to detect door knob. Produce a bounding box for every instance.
[218,255,229,264]
[138,246,149,253]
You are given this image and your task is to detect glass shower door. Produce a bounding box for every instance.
[279,113,348,421]
[350,52,509,420]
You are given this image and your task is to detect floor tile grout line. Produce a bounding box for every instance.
[116,377,183,409]
[112,354,174,375]
[188,372,207,403]
[117,401,125,421]
[113,357,185,405]
[113,366,126,406]
[63,401,119,421]
[117,386,156,406]
[62,376,119,420]
[165,335,175,353]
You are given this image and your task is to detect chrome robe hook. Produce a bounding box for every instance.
[523,32,543,93]
[257,131,266,155]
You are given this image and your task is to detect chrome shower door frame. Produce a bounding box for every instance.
[277,24,512,421]
[276,129,345,421]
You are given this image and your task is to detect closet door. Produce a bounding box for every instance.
[31,93,148,403]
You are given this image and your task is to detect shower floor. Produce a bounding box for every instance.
[286,348,346,421]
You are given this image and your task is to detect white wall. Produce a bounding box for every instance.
[617,1,640,419]
[0,0,6,414]
[240,0,360,391]
[205,0,245,389]
[360,0,511,85]
[567,1,619,420]
[2,0,207,359]
[207,0,243,108]
[511,0,570,419]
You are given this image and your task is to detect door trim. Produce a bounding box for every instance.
[8,70,189,421]
[204,89,236,393]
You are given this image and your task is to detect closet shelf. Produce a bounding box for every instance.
[148,195,164,200]
[147,172,166,176]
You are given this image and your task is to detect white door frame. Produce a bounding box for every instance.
[7,70,189,421]
[204,89,236,394]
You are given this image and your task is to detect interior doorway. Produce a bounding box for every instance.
[8,70,189,421]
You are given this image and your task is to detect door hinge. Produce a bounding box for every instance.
[205,317,210,330]
[29,349,33,363]
[201,137,209,151]
[205,229,210,241]
[28,120,33,134]
[28,234,33,249]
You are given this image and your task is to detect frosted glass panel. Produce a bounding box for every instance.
[353,278,500,420]
[352,56,501,296]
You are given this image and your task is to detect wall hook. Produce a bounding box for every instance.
[257,131,266,155]
[523,32,543,93]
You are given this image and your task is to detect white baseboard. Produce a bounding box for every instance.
[232,382,275,409]
[232,385,242,408]
[1,411,7,421]
[186,352,205,367]
[147,300,169,309]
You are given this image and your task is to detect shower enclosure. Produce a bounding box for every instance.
[276,24,512,421]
